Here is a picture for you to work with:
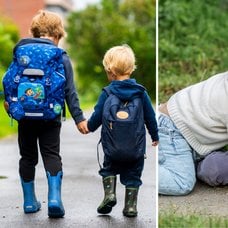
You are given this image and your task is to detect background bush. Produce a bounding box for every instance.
[0,16,19,92]
[159,0,228,102]
[67,0,156,102]
[0,16,19,137]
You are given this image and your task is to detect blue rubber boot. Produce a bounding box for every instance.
[47,171,65,218]
[21,179,41,213]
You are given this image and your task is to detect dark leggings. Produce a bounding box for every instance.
[99,155,145,188]
[18,119,62,181]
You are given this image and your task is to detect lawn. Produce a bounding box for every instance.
[0,102,17,138]
[159,213,228,228]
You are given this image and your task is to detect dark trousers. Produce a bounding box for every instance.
[99,155,145,188]
[18,119,62,182]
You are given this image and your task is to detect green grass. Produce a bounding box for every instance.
[0,103,17,138]
[158,70,212,103]
[159,213,228,228]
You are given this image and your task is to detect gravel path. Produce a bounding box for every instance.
[159,181,228,218]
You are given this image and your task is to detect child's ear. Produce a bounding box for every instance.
[53,36,60,45]
[106,71,114,81]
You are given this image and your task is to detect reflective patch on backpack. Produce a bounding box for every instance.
[116,110,129,119]
[18,55,30,66]
[53,103,62,115]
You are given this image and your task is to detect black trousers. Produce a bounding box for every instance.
[18,119,62,181]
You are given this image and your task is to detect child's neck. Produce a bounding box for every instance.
[115,74,130,81]
[40,36,59,45]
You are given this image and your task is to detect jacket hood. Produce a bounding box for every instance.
[109,79,145,101]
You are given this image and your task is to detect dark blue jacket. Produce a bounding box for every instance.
[14,38,85,124]
[88,79,159,142]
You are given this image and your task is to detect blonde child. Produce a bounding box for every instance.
[87,44,158,217]
[3,10,88,218]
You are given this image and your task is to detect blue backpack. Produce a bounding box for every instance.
[100,86,146,163]
[3,42,66,121]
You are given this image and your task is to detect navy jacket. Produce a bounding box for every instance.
[88,79,159,142]
[13,38,85,124]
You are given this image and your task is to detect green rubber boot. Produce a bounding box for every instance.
[97,176,117,214]
[123,188,139,217]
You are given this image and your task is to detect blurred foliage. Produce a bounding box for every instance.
[66,0,156,101]
[159,0,228,102]
[0,15,19,137]
[0,15,19,92]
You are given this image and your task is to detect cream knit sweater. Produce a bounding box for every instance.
[167,71,228,156]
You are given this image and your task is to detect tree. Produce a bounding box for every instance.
[66,0,156,101]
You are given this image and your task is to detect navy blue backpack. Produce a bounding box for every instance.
[3,42,66,121]
[99,87,146,163]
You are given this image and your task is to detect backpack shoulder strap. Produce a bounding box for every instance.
[102,86,112,96]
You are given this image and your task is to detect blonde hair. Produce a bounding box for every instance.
[30,10,65,39]
[103,44,136,76]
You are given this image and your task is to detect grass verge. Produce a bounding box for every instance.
[0,102,17,138]
[159,213,228,228]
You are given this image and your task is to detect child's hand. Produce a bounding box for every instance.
[76,120,89,134]
[152,141,159,147]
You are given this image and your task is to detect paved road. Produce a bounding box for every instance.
[0,117,156,228]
